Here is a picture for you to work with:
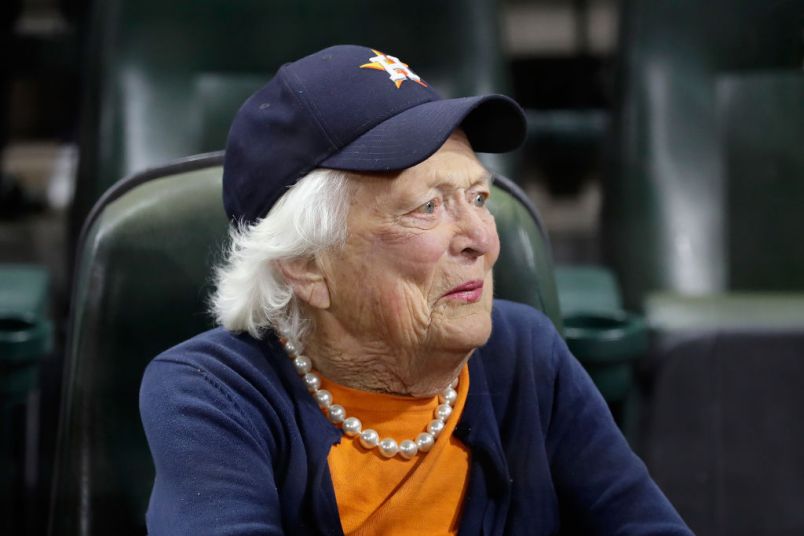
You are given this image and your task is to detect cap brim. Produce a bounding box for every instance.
[319,94,526,172]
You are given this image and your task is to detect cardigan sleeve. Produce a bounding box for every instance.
[545,332,693,535]
[140,358,285,535]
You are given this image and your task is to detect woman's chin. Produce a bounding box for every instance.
[428,303,494,354]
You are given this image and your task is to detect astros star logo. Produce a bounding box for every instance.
[360,49,428,89]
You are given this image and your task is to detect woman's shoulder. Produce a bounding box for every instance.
[489,299,561,354]
[140,328,295,431]
[479,299,564,388]
[465,300,566,433]
[149,328,286,377]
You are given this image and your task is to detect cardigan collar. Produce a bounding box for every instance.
[455,350,513,535]
[263,334,344,534]
[263,334,513,535]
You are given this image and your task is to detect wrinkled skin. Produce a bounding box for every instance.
[280,131,500,397]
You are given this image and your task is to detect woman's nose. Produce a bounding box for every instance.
[449,202,494,259]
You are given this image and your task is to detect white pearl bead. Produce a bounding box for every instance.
[303,372,320,392]
[342,417,362,437]
[378,438,399,458]
[416,432,435,452]
[427,418,445,437]
[283,337,451,462]
[293,355,312,375]
[439,387,458,405]
[359,429,379,449]
[398,439,418,459]
[328,404,346,424]
[435,403,453,420]
[314,389,332,408]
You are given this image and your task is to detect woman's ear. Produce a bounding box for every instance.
[276,257,331,310]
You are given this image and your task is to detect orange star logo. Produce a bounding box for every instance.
[360,49,428,89]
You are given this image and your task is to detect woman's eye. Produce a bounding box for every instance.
[415,198,440,214]
[473,192,489,207]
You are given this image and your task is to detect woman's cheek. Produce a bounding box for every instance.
[377,225,448,261]
[487,227,501,268]
[484,212,500,256]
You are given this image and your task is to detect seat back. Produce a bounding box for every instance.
[51,154,560,535]
[603,0,804,307]
[52,158,228,535]
[72,0,510,239]
[718,72,804,290]
[640,318,804,535]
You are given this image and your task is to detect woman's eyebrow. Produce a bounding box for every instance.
[429,170,493,191]
[464,169,493,188]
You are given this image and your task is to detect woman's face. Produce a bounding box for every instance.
[319,131,500,356]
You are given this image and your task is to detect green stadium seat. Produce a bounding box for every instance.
[71,0,512,240]
[604,0,804,532]
[0,265,52,534]
[604,0,803,307]
[50,154,561,535]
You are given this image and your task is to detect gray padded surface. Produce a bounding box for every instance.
[638,329,804,536]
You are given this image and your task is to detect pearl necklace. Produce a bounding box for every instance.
[279,337,458,460]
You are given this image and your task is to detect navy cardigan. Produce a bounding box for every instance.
[140,299,692,535]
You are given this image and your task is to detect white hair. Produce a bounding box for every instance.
[210,168,352,348]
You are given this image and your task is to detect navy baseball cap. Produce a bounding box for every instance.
[223,44,527,224]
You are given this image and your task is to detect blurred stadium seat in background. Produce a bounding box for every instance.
[605,0,804,533]
[51,155,560,534]
[1,0,802,534]
[69,0,514,246]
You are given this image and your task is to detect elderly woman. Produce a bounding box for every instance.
[140,45,691,535]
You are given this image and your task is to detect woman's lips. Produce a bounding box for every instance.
[442,280,484,303]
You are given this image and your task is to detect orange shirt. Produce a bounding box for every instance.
[322,365,471,535]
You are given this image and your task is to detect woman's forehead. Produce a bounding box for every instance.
[353,134,491,199]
